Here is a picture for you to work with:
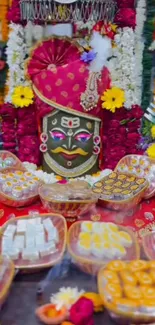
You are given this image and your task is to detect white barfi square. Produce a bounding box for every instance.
[39,241,56,257]
[47,227,59,243]
[17,219,27,233]
[35,233,45,248]
[22,247,39,260]
[43,218,54,231]
[3,224,16,237]
[2,236,13,250]
[25,235,35,248]
[8,247,20,260]
[35,224,44,234]
[13,235,25,250]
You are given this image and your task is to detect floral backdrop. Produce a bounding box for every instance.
[0,0,154,173]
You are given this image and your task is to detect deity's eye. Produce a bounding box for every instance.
[75,133,92,143]
[49,131,66,141]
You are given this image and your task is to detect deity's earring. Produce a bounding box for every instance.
[39,132,48,153]
[93,135,101,155]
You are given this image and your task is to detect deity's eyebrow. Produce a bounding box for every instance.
[73,129,92,136]
[49,128,67,136]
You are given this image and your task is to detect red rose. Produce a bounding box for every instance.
[110,120,120,128]
[0,60,5,70]
[127,105,143,119]
[114,8,136,28]
[116,0,135,7]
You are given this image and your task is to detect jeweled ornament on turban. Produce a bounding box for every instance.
[26,36,111,177]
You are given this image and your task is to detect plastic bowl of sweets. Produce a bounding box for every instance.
[92,172,149,211]
[39,181,99,219]
[67,220,140,276]
[0,169,41,207]
[98,260,155,324]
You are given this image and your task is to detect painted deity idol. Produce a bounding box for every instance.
[26,36,111,177]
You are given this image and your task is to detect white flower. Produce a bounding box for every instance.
[5,23,32,104]
[108,22,146,109]
[50,287,85,310]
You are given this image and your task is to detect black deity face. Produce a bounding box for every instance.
[42,110,101,177]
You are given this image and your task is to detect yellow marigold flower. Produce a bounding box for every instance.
[92,171,101,177]
[151,125,155,139]
[82,292,104,312]
[56,175,63,181]
[12,86,34,108]
[101,87,125,113]
[147,144,155,159]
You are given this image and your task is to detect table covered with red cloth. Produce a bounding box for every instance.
[0,198,155,240]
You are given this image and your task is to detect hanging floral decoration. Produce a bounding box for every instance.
[12,85,34,108]
[107,27,139,109]
[93,22,117,40]
[5,23,31,104]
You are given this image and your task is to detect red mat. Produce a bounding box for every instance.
[0,198,155,239]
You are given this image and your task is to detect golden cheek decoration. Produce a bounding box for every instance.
[45,85,52,92]
[55,79,62,86]
[73,84,80,92]
[67,72,75,80]
[41,72,47,79]
[61,91,68,98]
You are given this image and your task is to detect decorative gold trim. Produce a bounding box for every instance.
[0,213,67,270]
[33,85,101,122]
[142,230,155,260]
[0,256,15,303]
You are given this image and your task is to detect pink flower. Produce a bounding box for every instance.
[70,297,94,325]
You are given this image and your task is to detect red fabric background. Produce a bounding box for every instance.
[0,198,155,240]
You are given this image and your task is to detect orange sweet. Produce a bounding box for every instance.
[124,285,142,300]
[128,260,148,272]
[141,286,155,299]
[135,271,153,286]
[107,260,127,272]
[106,283,122,299]
[103,270,120,284]
[119,270,137,286]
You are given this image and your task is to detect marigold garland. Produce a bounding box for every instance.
[0,1,9,42]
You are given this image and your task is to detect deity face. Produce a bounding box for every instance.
[42,110,101,177]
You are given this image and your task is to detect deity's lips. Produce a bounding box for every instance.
[51,147,88,160]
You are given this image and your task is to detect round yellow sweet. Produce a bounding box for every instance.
[124,285,142,300]
[135,271,153,286]
[107,261,127,272]
[119,270,137,286]
[141,286,155,299]
[106,283,122,299]
[128,260,148,272]
[102,270,120,284]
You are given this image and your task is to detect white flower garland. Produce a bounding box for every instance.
[23,161,112,185]
[108,27,139,109]
[135,0,146,105]
[149,40,155,51]
[5,23,31,103]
